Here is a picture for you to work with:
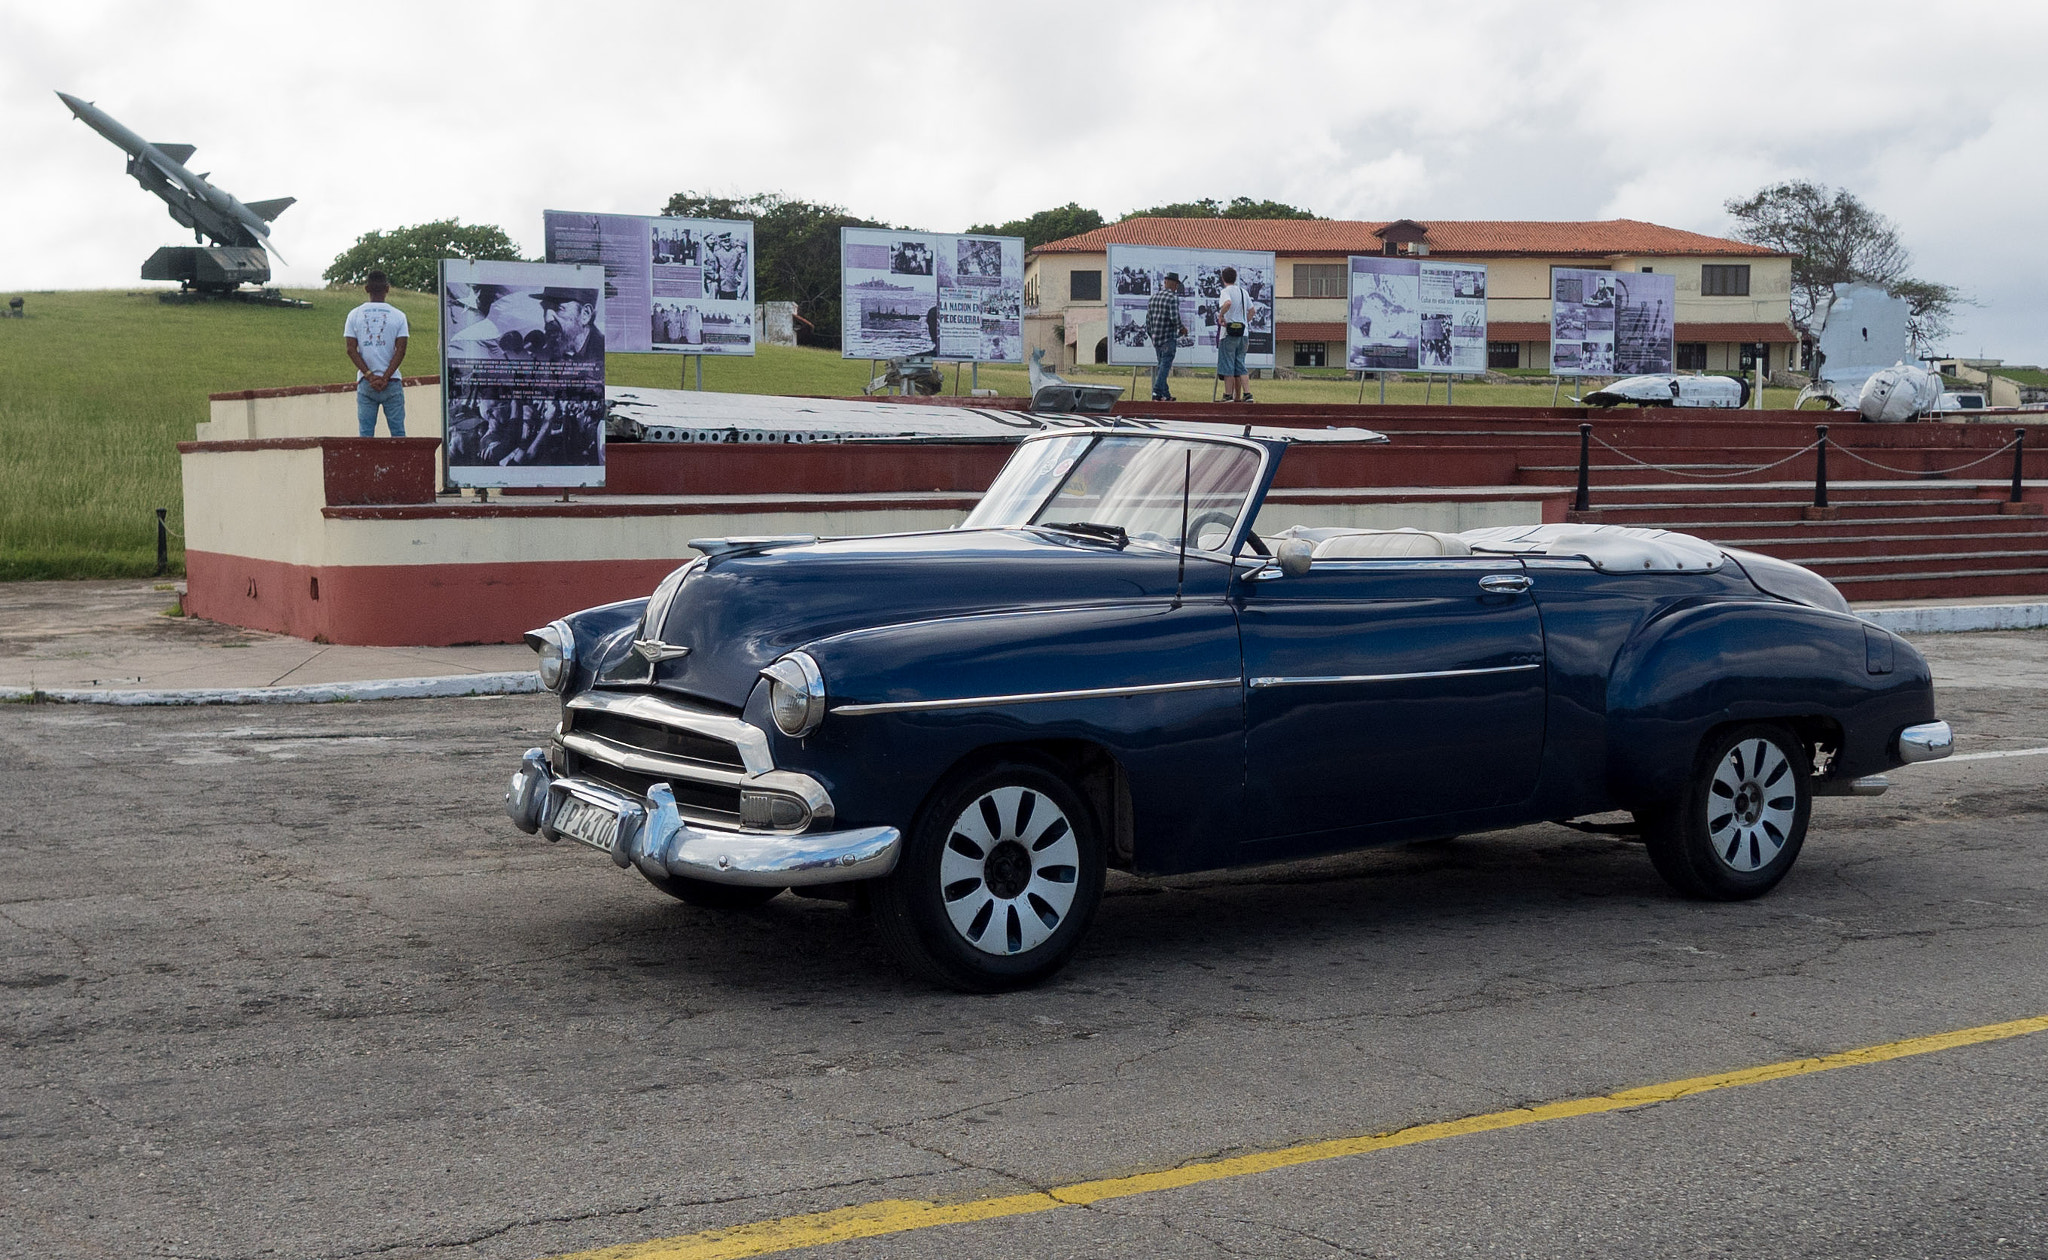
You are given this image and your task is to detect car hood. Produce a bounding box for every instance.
[623,528,1186,709]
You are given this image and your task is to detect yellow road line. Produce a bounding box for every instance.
[552,1012,2048,1260]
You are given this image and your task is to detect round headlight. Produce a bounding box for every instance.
[760,652,826,738]
[535,620,574,692]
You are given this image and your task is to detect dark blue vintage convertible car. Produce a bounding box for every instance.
[505,426,1952,989]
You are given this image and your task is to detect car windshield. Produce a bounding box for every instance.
[961,435,1262,553]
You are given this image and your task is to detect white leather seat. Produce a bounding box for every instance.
[1310,528,1472,559]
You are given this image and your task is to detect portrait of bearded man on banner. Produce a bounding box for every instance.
[538,287,606,362]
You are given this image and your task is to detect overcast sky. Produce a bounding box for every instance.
[5,0,2042,359]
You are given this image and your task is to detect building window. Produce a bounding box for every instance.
[1487,341,1521,369]
[1069,270,1102,302]
[1701,264,1751,296]
[1739,343,1769,373]
[1676,343,1708,370]
[1292,264,1346,298]
[1293,341,1327,368]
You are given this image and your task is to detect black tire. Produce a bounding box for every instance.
[873,758,1106,992]
[1643,723,1811,900]
[638,870,784,909]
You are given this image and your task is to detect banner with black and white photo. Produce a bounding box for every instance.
[440,259,607,488]
[1103,244,1277,370]
[544,210,755,356]
[1549,266,1675,376]
[1347,257,1488,374]
[840,228,1024,362]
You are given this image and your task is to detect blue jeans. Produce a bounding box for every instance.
[1152,344,1177,399]
[357,377,406,436]
[1215,334,1249,380]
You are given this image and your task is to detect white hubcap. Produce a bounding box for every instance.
[1708,738,1798,872]
[938,786,1081,956]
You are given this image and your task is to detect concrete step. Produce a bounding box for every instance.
[1826,569,2048,601]
[1798,550,2048,579]
[1615,511,2043,533]
[1718,533,2048,560]
[1579,501,2019,525]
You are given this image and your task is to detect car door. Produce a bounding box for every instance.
[1235,553,1547,839]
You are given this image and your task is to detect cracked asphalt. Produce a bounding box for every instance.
[3,631,2045,1259]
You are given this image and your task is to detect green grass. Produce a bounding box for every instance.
[0,287,443,580]
[0,287,1804,580]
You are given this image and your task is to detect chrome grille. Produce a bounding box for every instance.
[565,708,745,770]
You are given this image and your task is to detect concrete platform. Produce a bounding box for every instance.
[0,580,531,696]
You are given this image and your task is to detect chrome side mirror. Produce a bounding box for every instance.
[1276,538,1313,578]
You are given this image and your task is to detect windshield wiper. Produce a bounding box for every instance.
[1036,521,1129,547]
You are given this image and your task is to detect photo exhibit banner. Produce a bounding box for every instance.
[1103,244,1277,369]
[440,259,607,489]
[1348,257,1492,374]
[544,210,755,356]
[840,228,1025,362]
[1418,261,1489,374]
[1346,256,1421,371]
[1550,266,1675,376]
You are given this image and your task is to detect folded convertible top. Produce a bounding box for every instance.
[1458,524,1726,573]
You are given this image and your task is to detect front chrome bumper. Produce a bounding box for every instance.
[504,748,900,886]
[1898,721,1954,764]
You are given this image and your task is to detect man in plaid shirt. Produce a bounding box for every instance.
[1145,272,1188,402]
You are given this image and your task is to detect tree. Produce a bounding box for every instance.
[663,191,888,348]
[323,219,525,292]
[1119,197,1321,221]
[966,202,1104,250]
[1723,181,1961,349]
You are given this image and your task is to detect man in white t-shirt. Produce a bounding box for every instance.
[1215,266,1252,403]
[344,271,410,436]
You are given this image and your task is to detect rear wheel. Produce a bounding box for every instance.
[873,759,1105,992]
[1644,723,1811,899]
[639,870,784,909]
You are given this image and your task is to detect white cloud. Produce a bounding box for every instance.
[4,0,2044,358]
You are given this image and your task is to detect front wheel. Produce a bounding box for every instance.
[1644,723,1811,900]
[873,759,1105,992]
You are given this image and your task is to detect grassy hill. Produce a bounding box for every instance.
[0,287,1802,580]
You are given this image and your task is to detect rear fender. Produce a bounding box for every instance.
[1604,601,1934,808]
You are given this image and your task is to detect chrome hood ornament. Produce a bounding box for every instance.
[631,639,692,663]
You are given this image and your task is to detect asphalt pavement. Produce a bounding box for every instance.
[2,631,2044,1258]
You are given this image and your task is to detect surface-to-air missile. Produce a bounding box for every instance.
[57,90,296,294]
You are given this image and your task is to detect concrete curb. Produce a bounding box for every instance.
[5,603,2041,707]
[1858,603,2048,635]
[0,671,542,707]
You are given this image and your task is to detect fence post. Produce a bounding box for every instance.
[1813,424,1829,509]
[1575,423,1592,513]
[2013,427,2027,505]
[154,508,169,576]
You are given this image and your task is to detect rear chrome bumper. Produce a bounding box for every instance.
[504,748,900,886]
[1897,721,1955,764]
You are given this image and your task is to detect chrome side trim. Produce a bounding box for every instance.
[1898,721,1954,763]
[566,690,772,775]
[833,676,1242,716]
[1248,662,1543,689]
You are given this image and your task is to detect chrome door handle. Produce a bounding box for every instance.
[1479,574,1532,595]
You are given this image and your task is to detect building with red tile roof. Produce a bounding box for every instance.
[1025,217,1797,377]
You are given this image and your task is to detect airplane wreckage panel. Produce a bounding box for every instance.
[601,389,1387,446]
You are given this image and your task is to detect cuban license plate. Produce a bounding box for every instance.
[553,795,623,853]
